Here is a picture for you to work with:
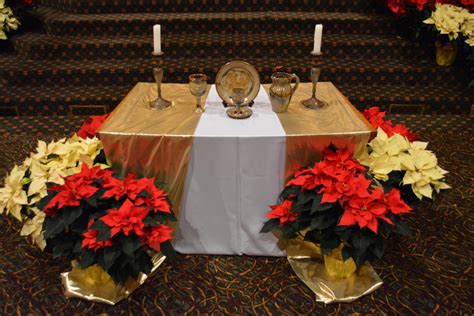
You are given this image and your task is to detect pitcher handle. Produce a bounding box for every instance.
[290,73,300,95]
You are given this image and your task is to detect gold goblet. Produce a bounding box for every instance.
[189,74,207,113]
[226,87,253,119]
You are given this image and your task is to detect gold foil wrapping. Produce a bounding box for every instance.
[61,254,166,305]
[98,83,210,217]
[287,238,382,304]
[264,82,375,180]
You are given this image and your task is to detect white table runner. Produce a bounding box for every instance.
[173,85,287,256]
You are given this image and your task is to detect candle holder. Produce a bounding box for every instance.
[301,54,328,110]
[149,67,172,110]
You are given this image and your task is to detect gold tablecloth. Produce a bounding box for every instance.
[264,82,375,179]
[99,83,210,216]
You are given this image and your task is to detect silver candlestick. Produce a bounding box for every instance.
[149,67,172,110]
[301,54,328,110]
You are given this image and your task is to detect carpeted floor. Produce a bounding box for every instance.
[0,115,473,314]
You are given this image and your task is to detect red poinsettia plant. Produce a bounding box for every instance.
[77,113,110,139]
[387,0,472,17]
[363,106,417,141]
[39,163,176,284]
[261,145,413,266]
[385,0,473,41]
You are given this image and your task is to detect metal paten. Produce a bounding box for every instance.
[268,72,300,113]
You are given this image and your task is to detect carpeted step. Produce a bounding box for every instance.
[36,0,381,14]
[0,83,471,116]
[1,55,467,87]
[0,84,132,116]
[13,32,433,60]
[33,6,397,37]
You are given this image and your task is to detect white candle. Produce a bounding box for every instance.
[313,24,323,55]
[153,24,162,55]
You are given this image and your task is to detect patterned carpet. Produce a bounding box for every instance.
[0,115,473,314]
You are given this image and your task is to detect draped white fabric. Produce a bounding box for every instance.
[173,86,287,256]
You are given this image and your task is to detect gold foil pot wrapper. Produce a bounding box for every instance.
[61,254,166,305]
[435,40,458,67]
[287,238,382,304]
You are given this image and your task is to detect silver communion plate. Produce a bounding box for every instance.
[215,61,260,107]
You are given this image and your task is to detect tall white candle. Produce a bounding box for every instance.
[153,24,162,55]
[313,24,323,55]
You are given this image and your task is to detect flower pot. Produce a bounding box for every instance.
[61,254,166,305]
[323,245,357,279]
[435,41,458,67]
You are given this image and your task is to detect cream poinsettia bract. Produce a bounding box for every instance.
[0,165,29,221]
[357,128,450,200]
[0,135,107,249]
[400,144,450,199]
[0,0,20,40]
[356,128,411,181]
[424,4,473,41]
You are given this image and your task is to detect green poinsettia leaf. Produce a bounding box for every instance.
[309,213,336,230]
[281,224,298,239]
[84,196,98,208]
[260,218,280,233]
[73,240,83,254]
[351,230,376,255]
[310,195,333,214]
[297,190,316,205]
[342,245,352,261]
[291,202,309,213]
[121,235,141,256]
[320,232,340,255]
[304,229,320,244]
[160,240,176,260]
[103,247,121,270]
[334,225,354,242]
[79,248,96,269]
[52,238,74,258]
[351,251,367,267]
[43,215,65,239]
[135,250,153,275]
[136,189,150,199]
[371,239,385,259]
[62,206,83,227]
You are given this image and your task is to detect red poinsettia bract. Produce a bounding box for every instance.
[387,0,407,16]
[100,199,148,237]
[338,187,393,233]
[267,199,297,225]
[45,164,104,216]
[77,113,110,139]
[142,225,173,252]
[82,220,113,252]
[363,107,417,141]
[140,178,171,213]
[102,173,148,201]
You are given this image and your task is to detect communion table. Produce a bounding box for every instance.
[98,82,374,256]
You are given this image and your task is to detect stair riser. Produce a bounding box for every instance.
[44,19,397,37]
[16,41,431,60]
[37,0,380,14]
[2,67,463,87]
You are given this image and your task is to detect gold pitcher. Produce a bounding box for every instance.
[269,72,300,113]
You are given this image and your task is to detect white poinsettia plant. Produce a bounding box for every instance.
[0,135,108,249]
[356,128,450,200]
[0,0,20,40]
[424,3,474,45]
